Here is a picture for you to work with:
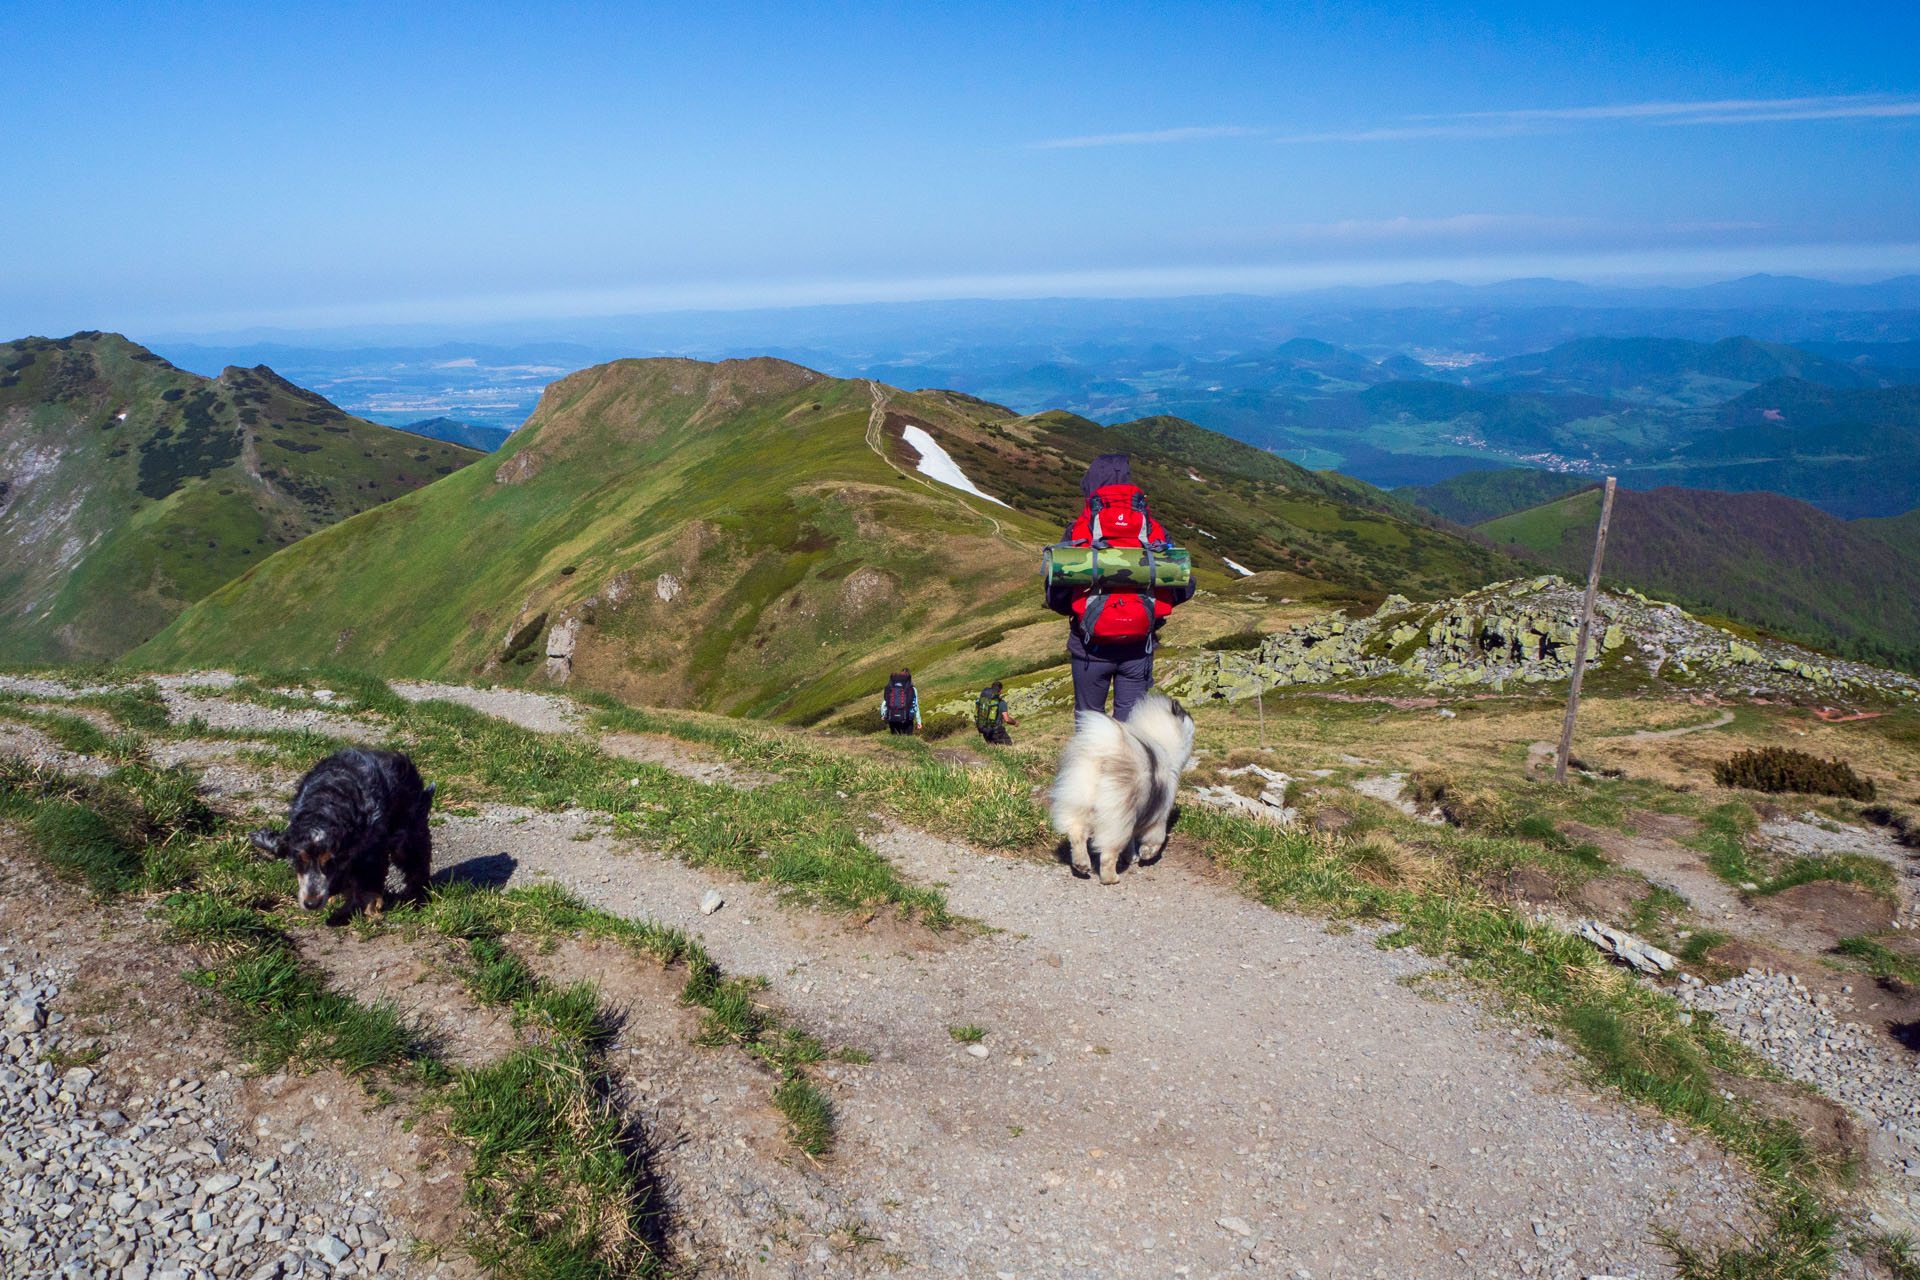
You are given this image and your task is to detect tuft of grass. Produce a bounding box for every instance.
[1751,854,1896,902]
[774,1074,836,1158]
[445,1044,662,1279]
[31,802,144,897]
[1679,930,1732,965]
[465,936,538,1004]
[1662,1185,1837,1280]
[1692,802,1760,887]
[197,947,424,1075]
[946,1024,986,1044]
[1835,937,1920,989]
[1856,1231,1920,1280]
[160,893,280,957]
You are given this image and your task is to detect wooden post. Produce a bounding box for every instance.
[1256,674,1266,750]
[1555,477,1617,783]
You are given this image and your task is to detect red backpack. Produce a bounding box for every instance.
[1067,483,1175,644]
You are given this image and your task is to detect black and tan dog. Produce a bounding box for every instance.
[251,749,434,913]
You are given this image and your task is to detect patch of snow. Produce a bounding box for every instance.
[1222,557,1254,577]
[1187,471,1205,482]
[1195,527,1217,539]
[900,425,1010,507]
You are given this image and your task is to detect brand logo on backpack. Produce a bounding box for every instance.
[1087,485,1150,547]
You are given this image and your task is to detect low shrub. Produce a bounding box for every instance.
[1713,747,1875,801]
[1208,629,1265,652]
[920,711,971,741]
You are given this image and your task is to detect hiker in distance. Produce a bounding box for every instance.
[881,669,921,735]
[1046,454,1194,720]
[974,680,1018,745]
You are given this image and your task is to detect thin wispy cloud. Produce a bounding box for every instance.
[1038,94,1920,150]
[1026,125,1259,149]
[1272,122,1536,144]
[1287,94,1920,143]
[1435,94,1920,125]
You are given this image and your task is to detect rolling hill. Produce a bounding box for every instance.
[138,356,1512,722]
[0,332,482,663]
[1475,485,1920,673]
[1393,469,1598,526]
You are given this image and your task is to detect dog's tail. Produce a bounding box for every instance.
[1048,710,1135,831]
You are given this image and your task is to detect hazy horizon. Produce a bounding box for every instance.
[5,1,1917,338]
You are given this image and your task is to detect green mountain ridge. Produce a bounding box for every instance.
[1473,484,1920,673]
[1393,469,1598,525]
[0,332,483,663]
[138,356,1513,722]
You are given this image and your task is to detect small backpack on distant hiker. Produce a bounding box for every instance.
[974,681,1016,746]
[882,670,919,734]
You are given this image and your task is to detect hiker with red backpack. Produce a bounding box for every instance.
[880,670,921,735]
[1044,454,1194,720]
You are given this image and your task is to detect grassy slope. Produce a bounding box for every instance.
[1395,467,1600,525]
[0,333,480,663]
[139,358,1513,722]
[930,406,1513,596]
[1477,485,1920,672]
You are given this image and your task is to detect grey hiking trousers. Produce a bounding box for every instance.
[1069,643,1153,721]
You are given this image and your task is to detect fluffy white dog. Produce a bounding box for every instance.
[1049,691,1195,884]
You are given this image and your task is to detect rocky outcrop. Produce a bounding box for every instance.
[1166,576,1920,704]
[493,448,544,485]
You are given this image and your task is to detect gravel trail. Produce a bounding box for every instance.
[389,682,582,734]
[434,808,1753,1278]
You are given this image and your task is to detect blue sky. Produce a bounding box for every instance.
[4,0,1918,335]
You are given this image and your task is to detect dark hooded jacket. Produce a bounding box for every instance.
[1079,452,1133,497]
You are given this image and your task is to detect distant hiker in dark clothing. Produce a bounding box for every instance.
[881,670,920,735]
[974,681,1017,745]
[1045,454,1194,720]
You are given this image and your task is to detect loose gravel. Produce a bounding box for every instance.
[0,959,424,1280]
[1674,968,1920,1214]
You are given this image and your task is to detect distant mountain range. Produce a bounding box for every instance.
[137,356,1511,721]
[0,333,482,662]
[393,417,512,452]
[1455,335,1889,405]
[1398,469,1920,674]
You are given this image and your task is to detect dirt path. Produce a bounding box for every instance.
[391,680,583,734]
[1621,710,1737,740]
[434,809,1749,1278]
